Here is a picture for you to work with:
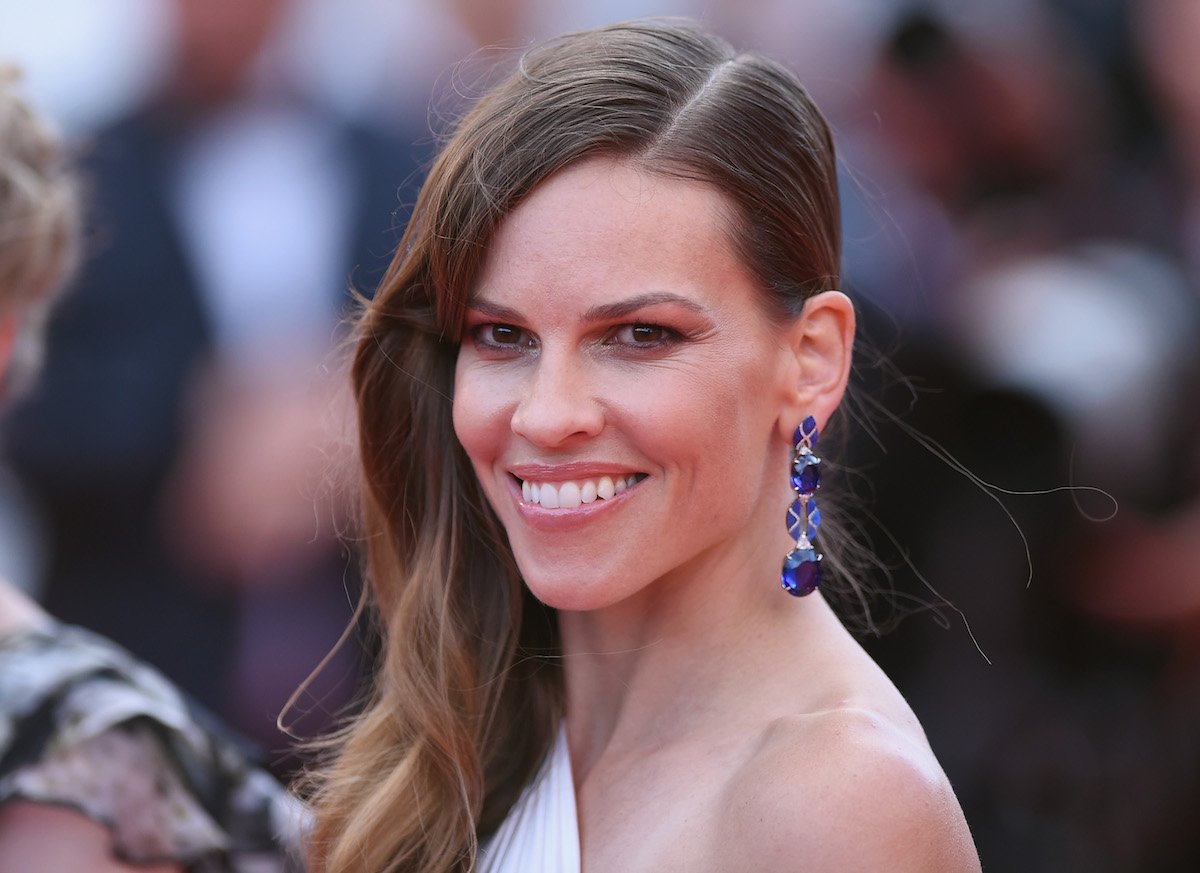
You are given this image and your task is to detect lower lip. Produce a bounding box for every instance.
[509,477,639,531]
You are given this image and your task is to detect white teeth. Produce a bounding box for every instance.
[520,474,642,508]
[559,482,582,508]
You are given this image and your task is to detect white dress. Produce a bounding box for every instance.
[477,723,581,872]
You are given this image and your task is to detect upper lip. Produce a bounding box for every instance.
[508,461,645,482]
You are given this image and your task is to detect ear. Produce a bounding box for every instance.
[777,290,855,442]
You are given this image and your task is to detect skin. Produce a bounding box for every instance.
[0,804,180,873]
[454,157,980,871]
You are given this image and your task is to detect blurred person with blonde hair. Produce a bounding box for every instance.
[0,68,306,873]
[0,0,426,768]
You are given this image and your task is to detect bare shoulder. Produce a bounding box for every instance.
[0,802,184,873]
[715,707,981,873]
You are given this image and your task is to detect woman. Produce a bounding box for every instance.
[307,20,980,872]
[0,70,306,872]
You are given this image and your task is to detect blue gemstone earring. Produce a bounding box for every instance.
[781,415,822,596]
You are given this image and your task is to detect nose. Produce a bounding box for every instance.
[510,350,604,448]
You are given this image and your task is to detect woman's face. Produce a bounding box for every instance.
[453,157,799,612]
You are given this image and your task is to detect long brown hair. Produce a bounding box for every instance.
[306,19,840,872]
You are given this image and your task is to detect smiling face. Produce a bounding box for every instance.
[453,157,800,612]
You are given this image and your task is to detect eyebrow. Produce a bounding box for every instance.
[468,291,711,323]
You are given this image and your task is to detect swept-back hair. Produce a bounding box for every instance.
[306,19,840,872]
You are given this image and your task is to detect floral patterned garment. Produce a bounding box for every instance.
[0,620,308,872]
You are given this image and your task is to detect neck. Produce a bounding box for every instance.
[557,520,842,780]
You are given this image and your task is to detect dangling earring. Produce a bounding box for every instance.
[781,415,822,596]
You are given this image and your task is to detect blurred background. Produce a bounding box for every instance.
[1,0,1197,870]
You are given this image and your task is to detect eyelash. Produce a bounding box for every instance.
[467,322,682,353]
[470,323,535,351]
[605,324,679,347]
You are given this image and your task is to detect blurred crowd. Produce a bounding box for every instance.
[1,0,1198,871]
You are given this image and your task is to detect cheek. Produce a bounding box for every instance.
[452,362,509,469]
[659,352,787,492]
[651,356,776,447]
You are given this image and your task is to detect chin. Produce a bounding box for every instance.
[503,531,646,612]
[518,566,635,613]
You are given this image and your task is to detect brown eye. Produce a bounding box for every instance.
[490,324,523,344]
[609,321,676,345]
[629,324,664,343]
[605,323,680,348]
[468,323,535,353]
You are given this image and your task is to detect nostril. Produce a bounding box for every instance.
[512,412,603,444]
[510,376,604,446]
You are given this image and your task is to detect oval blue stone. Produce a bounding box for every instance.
[791,454,820,494]
[781,546,821,596]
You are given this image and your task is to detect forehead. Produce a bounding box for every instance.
[472,157,755,314]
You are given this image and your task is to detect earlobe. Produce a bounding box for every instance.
[777,290,855,440]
